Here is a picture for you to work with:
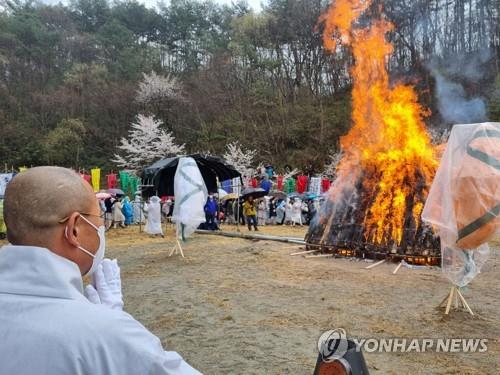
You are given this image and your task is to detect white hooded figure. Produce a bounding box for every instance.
[144,196,163,235]
[285,198,293,224]
[172,157,208,240]
[257,200,267,226]
[132,195,145,224]
[291,199,303,226]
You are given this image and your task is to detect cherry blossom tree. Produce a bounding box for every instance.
[323,150,343,178]
[223,141,257,182]
[113,114,185,172]
[283,168,299,181]
[135,71,183,105]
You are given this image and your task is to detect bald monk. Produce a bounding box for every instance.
[0,167,201,375]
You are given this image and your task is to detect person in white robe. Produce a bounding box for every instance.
[291,198,303,226]
[0,167,200,375]
[112,198,125,228]
[144,195,163,236]
[257,200,266,226]
[285,198,293,225]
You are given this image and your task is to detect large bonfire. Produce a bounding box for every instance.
[307,0,440,261]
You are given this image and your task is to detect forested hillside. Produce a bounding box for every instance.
[1,0,499,172]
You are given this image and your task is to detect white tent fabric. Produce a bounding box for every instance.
[422,122,499,287]
[144,196,163,235]
[172,157,208,239]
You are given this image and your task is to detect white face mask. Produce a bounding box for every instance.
[65,214,106,276]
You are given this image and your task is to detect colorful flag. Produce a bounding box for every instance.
[91,168,100,192]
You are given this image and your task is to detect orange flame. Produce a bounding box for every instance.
[321,0,437,245]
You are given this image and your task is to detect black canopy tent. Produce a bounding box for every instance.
[141,154,242,197]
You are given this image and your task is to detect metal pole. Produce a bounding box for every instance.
[236,179,240,232]
[139,197,142,233]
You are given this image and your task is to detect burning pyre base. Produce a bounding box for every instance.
[306,199,441,266]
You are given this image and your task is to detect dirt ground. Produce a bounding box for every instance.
[2,224,498,374]
[99,224,500,375]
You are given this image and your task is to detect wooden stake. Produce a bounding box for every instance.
[169,239,185,258]
[280,245,304,250]
[290,249,319,256]
[456,288,474,316]
[439,286,474,316]
[305,254,334,259]
[445,286,455,315]
[365,259,386,269]
[392,261,403,275]
[438,293,450,307]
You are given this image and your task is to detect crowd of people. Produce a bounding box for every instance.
[99,194,170,237]
[216,194,322,231]
[98,191,324,235]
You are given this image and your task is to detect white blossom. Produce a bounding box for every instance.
[113,114,185,172]
[323,150,343,178]
[135,71,182,105]
[223,141,257,182]
[429,127,451,145]
[283,168,299,181]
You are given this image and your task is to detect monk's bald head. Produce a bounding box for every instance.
[4,167,96,245]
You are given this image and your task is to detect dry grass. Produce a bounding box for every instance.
[2,225,499,374]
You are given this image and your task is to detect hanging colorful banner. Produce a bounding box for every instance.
[119,171,130,194]
[321,178,331,193]
[277,175,284,191]
[129,176,140,196]
[91,168,100,192]
[81,173,91,184]
[232,177,242,195]
[107,173,117,189]
[308,177,321,196]
[285,178,296,194]
[297,175,308,194]
[221,179,232,193]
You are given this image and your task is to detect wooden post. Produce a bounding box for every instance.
[392,261,403,275]
[456,288,474,316]
[445,286,455,315]
[439,286,474,316]
[305,254,334,259]
[290,249,319,256]
[365,259,386,269]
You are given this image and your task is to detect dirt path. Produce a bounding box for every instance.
[103,225,500,375]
